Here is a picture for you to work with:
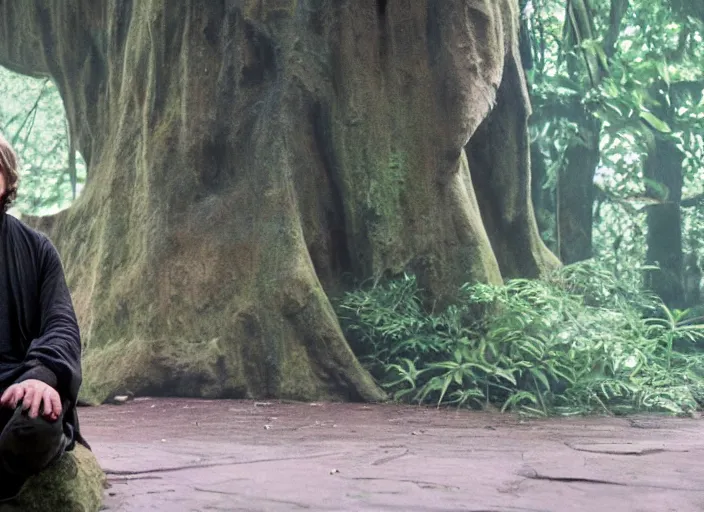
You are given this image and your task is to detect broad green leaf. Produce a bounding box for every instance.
[640,111,672,133]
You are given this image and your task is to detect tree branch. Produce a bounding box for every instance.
[564,0,607,87]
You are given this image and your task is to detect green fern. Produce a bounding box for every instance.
[337,261,704,416]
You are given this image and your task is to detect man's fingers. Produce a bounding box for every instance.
[0,385,21,406]
[42,388,54,418]
[0,386,14,405]
[11,386,25,408]
[50,391,62,419]
[1,381,61,420]
[44,390,62,421]
[29,388,43,419]
[22,387,35,411]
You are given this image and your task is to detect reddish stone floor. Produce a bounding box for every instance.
[81,398,704,511]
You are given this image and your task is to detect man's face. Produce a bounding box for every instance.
[0,167,5,201]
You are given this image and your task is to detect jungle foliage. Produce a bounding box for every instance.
[338,266,704,416]
[335,0,704,415]
[0,67,86,215]
[528,0,704,300]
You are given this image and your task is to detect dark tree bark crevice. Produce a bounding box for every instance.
[309,100,354,288]
[467,54,560,279]
[377,0,388,18]
[240,23,277,88]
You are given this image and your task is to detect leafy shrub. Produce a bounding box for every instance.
[337,261,704,416]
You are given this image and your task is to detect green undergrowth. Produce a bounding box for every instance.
[337,261,704,416]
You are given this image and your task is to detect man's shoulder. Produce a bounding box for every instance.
[4,213,54,251]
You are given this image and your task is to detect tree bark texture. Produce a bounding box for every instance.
[556,113,599,264]
[554,0,607,265]
[644,135,684,308]
[529,140,554,247]
[0,0,558,403]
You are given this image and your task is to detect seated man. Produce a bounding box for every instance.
[0,134,85,501]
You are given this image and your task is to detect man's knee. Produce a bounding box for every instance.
[0,406,67,477]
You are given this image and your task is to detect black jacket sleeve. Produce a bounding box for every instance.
[20,237,82,399]
[15,362,58,389]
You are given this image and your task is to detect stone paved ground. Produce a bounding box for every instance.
[81,398,704,511]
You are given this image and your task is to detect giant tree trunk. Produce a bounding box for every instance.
[0,0,558,403]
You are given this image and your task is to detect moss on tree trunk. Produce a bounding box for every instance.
[0,0,558,403]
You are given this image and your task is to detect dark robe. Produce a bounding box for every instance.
[0,212,85,449]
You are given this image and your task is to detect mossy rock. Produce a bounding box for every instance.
[0,445,105,512]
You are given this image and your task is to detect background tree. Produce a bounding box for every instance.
[0,0,558,403]
[527,0,704,307]
[0,67,86,215]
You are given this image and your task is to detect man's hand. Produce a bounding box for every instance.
[0,380,62,421]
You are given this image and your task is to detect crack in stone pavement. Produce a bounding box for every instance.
[193,487,313,509]
[371,446,410,466]
[565,443,689,457]
[108,475,163,482]
[340,476,459,491]
[518,466,704,492]
[518,467,627,486]
[104,451,348,476]
[564,441,688,456]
